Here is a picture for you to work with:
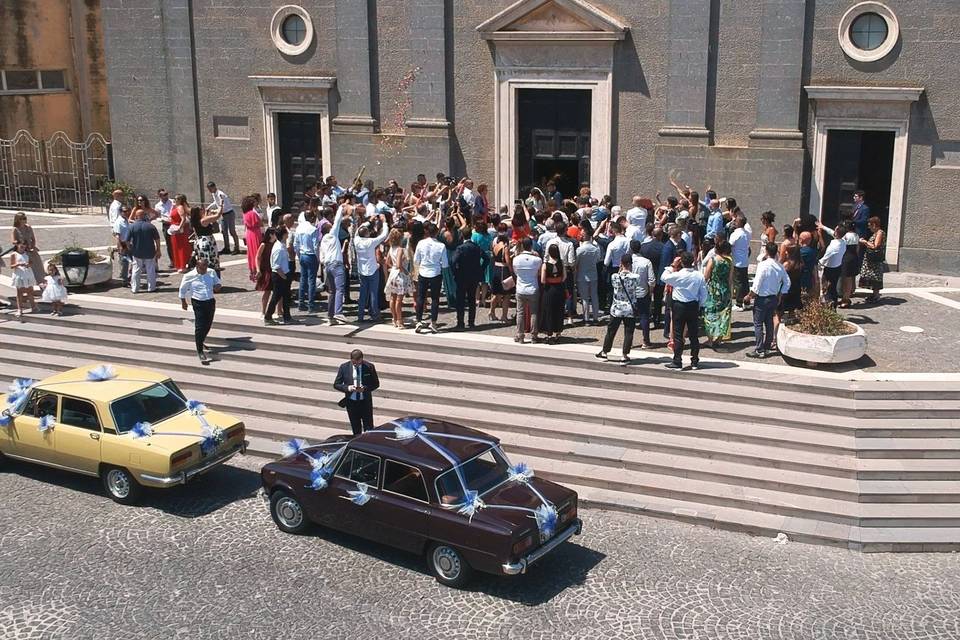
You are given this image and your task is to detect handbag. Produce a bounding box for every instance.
[619,273,642,316]
[501,275,515,290]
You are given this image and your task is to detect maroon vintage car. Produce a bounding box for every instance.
[260,417,582,587]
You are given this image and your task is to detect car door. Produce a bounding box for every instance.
[324,449,382,537]
[54,396,103,474]
[364,459,432,553]
[11,390,58,463]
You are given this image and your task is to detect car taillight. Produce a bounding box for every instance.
[227,425,244,439]
[172,450,192,465]
[512,535,534,555]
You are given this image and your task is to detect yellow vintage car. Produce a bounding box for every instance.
[0,363,246,504]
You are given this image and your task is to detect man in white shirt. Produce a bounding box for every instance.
[354,214,389,323]
[661,251,708,370]
[320,204,349,324]
[112,204,132,286]
[266,192,282,227]
[511,237,543,344]
[264,225,292,326]
[729,214,752,310]
[413,222,448,333]
[818,223,846,306]
[625,196,648,243]
[178,258,221,364]
[108,188,124,225]
[744,242,791,358]
[294,210,320,313]
[629,240,657,347]
[206,181,239,255]
[154,188,174,269]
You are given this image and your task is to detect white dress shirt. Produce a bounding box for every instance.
[320,206,345,266]
[730,227,751,268]
[604,235,631,268]
[294,220,320,256]
[208,189,234,214]
[353,224,389,276]
[630,254,656,298]
[751,258,791,297]
[155,198,174,223]
[413,237,448,278]
[178,269,220,301]
[544,236,576,268]
[512,252,542,296]
[108,199,122,225]
[661,267,708,305]
[270,239,290,275]
[626,206,648,229]
[819,238,846,268]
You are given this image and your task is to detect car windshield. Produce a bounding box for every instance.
[436,447,510,505]
[111,383,187,434]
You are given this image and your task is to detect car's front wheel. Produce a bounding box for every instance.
[427,542,474,588]
[102,466,142,505]
[270,490,310,534]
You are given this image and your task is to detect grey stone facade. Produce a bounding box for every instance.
[100,0,960,274]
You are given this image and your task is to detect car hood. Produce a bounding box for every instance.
[470,477,576,531]
[133,409,241,453]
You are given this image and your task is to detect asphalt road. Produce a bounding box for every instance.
[1,453,958,639]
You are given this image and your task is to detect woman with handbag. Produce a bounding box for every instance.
[858,216,886,302]
[169,195,193,273]
[189,205,222,276]
[596,254,643,363]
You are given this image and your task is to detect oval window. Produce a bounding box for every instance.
[849,12,887,51]
[281,14,306,46]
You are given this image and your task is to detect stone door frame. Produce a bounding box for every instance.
[495,71,612,205]
[805,86,923,267]
[251,76,334,205]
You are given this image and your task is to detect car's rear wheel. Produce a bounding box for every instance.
[270,490,310,534]
[102,466,142,505]
[427,542,474,588]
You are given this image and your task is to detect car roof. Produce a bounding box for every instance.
[33,363,168,404]
[350,417,499,473]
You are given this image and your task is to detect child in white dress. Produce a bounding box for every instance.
[40,263,68,316]
[9,241,38,318]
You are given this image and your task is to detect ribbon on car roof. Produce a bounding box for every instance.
[286,417,560,539]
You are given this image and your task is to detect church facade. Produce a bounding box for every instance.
[100,0,960,274]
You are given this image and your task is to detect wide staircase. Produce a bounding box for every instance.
[3,298,960,551]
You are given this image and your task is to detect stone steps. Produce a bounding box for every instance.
[4,298,959,550]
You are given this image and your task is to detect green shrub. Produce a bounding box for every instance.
[97,179,135,206]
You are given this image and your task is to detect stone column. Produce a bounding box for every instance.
[658,0,712,143]
[749,0,807,148]
[333,0,377,132]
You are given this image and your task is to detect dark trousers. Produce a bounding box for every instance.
[265,272,292,320]
[635,294,651,344]
[734,266,749,305]
[671,300,701,365]
[192,298,215,354]
[161,221,174,265]
[651,283,664,325]
[455,279,479,326]
[602,316,636,355]
[416,274,443,323]
[663,290,673,339]
[752,294,778,353]
[345,396,374,436]
[823,265,841,304]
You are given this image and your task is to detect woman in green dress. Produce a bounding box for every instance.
[702,239,734,347]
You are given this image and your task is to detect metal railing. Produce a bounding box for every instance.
[0,129,113,212]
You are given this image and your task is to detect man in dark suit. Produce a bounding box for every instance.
[451,234,489,330]
[333,349,380,435]
[640,223,665,328]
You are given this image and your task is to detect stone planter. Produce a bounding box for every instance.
[777,322,867,365]
[61,255,114,287]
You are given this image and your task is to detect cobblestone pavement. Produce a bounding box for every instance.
[4,210,959,373]
[1,453,959,640]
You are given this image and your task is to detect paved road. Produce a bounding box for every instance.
[1,453,958,639]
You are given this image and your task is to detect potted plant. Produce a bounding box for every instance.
[777,297,867,366]
[50,246,114,287]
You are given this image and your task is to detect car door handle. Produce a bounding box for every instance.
[90,433,100,440]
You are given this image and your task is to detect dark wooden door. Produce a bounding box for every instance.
[517,89,591,198]
[277,113,322,210]
[821,129,894,229]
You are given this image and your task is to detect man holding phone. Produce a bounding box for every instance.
[333,349,380,435]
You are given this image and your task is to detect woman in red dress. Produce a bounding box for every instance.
[241,196,264,282]
[170,194,193,272]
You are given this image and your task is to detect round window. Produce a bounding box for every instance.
[270,5,314,56]
[849,12,887,51]
[281,14,306,46]
[838,3,899,63]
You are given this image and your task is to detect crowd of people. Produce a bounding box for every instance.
[54,171,885,368]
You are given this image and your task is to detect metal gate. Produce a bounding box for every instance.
[0,129,113,212]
